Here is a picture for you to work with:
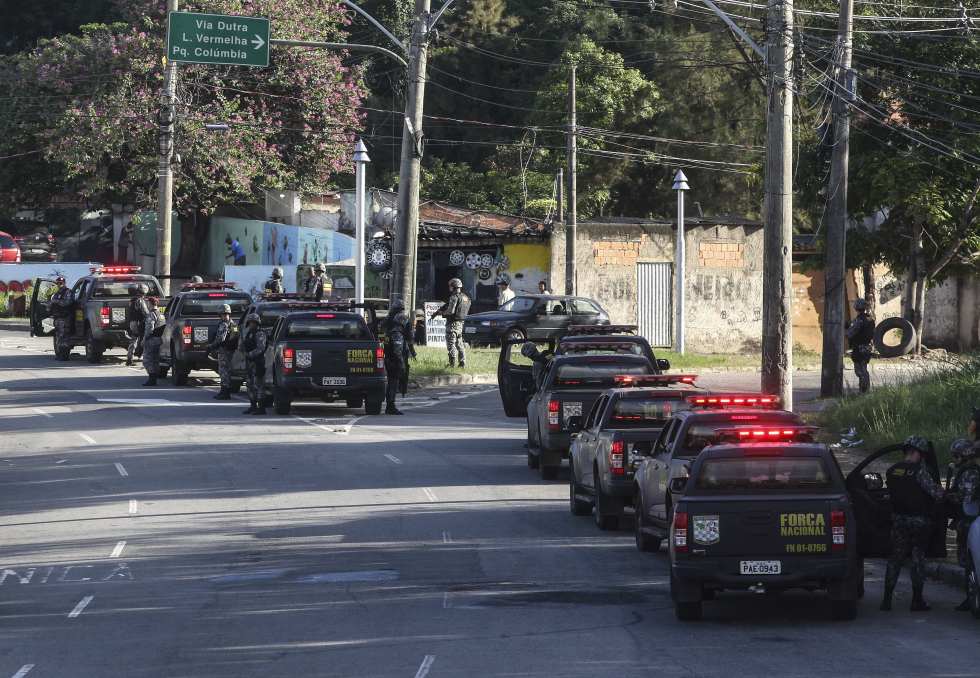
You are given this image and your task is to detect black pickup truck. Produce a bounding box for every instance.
[668,429,863,622]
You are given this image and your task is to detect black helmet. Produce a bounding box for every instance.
[904,435,929,455]
[950,438,975,463]
[55,275,66,285]
[390,300,404,314]
[853,298,868,312]
[272,267,283,279]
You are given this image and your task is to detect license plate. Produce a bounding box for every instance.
[322,377,347,386]
[464,326,476,333]
[740,560,781,575]
[193,327,209,343]
[563,402,582,419]
[111,308,127,323]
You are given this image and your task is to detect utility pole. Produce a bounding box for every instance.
[673,170,690,355]
[761,0,795,408]
[391,0,431,312]
[565,65,577,296]
[157,0,179,296]
[556,167,564,225]
[354,139,371,309]
[819,0,854,398]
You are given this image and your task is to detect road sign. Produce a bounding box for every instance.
[167,11,270,67]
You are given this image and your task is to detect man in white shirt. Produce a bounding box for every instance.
[497,276,516,307]
[538,280,551,295]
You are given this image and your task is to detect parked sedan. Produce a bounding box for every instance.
[463,295,608,345]
[0,230,21,262]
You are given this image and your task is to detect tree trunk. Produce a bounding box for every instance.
[901,234,916,322]
[911,222,927,355]
[862,261,876,318]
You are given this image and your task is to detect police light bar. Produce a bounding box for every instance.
[281,302,351,310]
[90,265,142,274]
[181,282,239,290]
[614,374,698,386]
[713,425,819,443]
[687,394,780,408]
[566,324,638,336]
[262,293,308,300]
[562,341,639,351]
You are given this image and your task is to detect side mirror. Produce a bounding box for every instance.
[670,476,689,494]
[863,472,884,491]
[567,415,583,433]
[657,358,671,371]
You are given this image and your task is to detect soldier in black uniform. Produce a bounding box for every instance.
[846,298,875,393]
[881,436,946,612]
[949,416,980,611]
[264,267,285,295]
[382,301,416,415]
[50,276,74,360]
[433,278,471,368]
[126,284,147,366]
[241,313,268,415]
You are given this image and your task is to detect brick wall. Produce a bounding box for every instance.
[698,241,744,269]
[593,240,641,267]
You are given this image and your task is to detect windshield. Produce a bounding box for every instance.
[553,362,649,388]
[93,279,162,298]
[180,296,250,317]
[499,297,537,313]
[695,457,832,492]
[609,397,691,428]
[286,317,371,340]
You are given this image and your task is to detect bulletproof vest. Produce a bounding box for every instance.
[850,314,874,347]
[242,329,258,353]
[452,293,472,320]
[128,298,146,323]
[953,460,980,518]
[51,289,72,317]
[887,461,934,516]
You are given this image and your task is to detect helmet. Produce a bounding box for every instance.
[950,438,975,463]
[220,304,232,315]
[904,435,929,454]
[314,263,325,273]
[272,267,283,279]
[146,296,159,307]
[449,278,462,290]
[190,275,203,284]
[520,341,538,359]
[137,284,147,295]
[853,298,868,312]
[390,300,404,314]
[55,276,66,285]
[245,313,260,325]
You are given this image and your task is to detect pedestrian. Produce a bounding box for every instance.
[119,220,134,264]
[382,301,416,415]
[240,313,268,415]
[264,267,285,295]
[881,435,946,612]
[538,280,551,295]
[949,412,980,611]
[208,304,238,400]
[303,263,332,300]
[126,284,148,367]
[497,275,515,307]
[141,297,166,386]
[846,298,875,393]
[433,278,471,368]
[49,275,74,360]
[226,235,246,266]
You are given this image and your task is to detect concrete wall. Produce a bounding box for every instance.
[501,242,550,296]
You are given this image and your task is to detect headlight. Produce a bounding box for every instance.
[480,321,491,327]
[296,350,312,368]
[692,515,720,545]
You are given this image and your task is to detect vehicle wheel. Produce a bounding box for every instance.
[84,329,104,364]
[568,461,592,516]
[634,494,662,552]
[229,380,243,394]
[273,387,292,415]
[365,399,383,415]
[873,317,916,358]
[505,327,526,342]
[969,562,980,620]
[830,598,858,621]
[856,559,865,599]
[675,601,703,622]
[527,448,540,469]
[594,475,619,530]
[346,397,364,409]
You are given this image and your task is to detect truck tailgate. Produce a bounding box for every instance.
[288,340,379,379]
[550,388,605,429]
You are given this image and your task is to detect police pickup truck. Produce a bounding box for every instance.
[567,374,701,530]
[526,353,655,480]
[159,283,252,385]
[30,266,163,362]
[668,427,863,622]
[265,309,386,415]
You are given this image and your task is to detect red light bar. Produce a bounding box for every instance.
[713,425,819,443]
[91,265,141,274]
[315,313,336,319]
[181,282,239,290]
[687,393,780,408]
[566,324,638,335]
[207,293,226,298]
[562,341,638,351]
[614,374,698,386]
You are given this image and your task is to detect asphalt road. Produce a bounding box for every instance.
[1,328,977,678]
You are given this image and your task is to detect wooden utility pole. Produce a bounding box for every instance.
[565,65,577,296]
[820,0,855,397]
[556,167,564,225]
[761,0,795,408]
[156,0,179,296]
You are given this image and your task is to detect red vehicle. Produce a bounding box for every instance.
[0,230,21,262]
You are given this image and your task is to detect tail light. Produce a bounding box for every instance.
[609,440,625,476]
[548,399,560,430]
[672,511,689,554]
[181,325,192,346]
[831,510,846,552]
[376,345,385,372]
[283,347,295,373]
[100,305,110,327]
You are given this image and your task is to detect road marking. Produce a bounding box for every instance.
[442,591,452,609]
[78,433,96,445]
[97,398,182,407]
[291,413,364,435]
[11,664,35,678]
[114,463,129,478]
[414,655,436,678]
[55,459,68,465]
[67,595,93,618]
[422,487,438,502]
[442,531,452,544]
[32,408,52,418]
[128,500,138,515]
[384,454,402,465]
[110,541,127,558]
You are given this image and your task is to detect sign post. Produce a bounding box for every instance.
[167,11,270,67]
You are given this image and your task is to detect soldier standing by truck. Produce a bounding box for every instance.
[432,278,471,368]
[382,301,416,415]
[208,304,237,400]
[126,284,148,366]
[141,297,165,386]
[264,267,285,295]
[241,313,268,415]
[950,417,980,611]
[50,276,74,361]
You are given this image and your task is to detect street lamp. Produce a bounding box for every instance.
[672,169,690,355]
[354,139,371,309]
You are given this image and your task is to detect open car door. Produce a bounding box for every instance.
[498,338,549,418]
[29,278,59,337]
[846,443,947,559]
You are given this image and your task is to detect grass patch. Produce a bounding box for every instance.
[411,345,501,377]
[818,355,980,460]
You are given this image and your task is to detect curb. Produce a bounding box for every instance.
[411,373,497,389]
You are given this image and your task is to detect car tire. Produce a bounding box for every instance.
[593,474,619,530]
[856,559,865,599]
[568,461,592,516]
[365,399,383,415]
[830,597,858,621]
[505,327,526,343]
[229,380,243,394]
[527,448,540,469]
[634,493,662,552]
[273,387,292,415]
[675,601,703,622]
[873,317,916,358]
[84,328,103,364]
[346,397,364,409]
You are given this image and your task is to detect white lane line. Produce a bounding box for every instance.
[414,655,436,678]
[110,541,127,558]
[11,665,35,678]
[384,454,402,465]
[67,595,94,619]
[32,408,52,418]
[55,459,68,465]
[422,487,438,502]
[114,463,129,478]
[442,531,452,544]
[78,433,96,445]
[291,413,363,435]
[442,591,452,609]
[128,500,138,515]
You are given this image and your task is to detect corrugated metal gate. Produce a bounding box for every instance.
[637,262,673,347]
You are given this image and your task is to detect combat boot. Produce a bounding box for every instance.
[459,361,466,368]
[910,588,931,612]
[879,585,894,612]
[142,375,157,387]
[243,401,257,414]
[213,388,231,400]
[385,404,404,415]
[252,403,267,415]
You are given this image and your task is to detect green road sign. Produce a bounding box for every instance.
[167,11,270,67]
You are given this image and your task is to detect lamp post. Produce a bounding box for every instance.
[354,139,371,309]
[673,169,690,355]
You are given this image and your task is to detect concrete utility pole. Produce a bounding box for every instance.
[354,139,371,309]
[565,65,577,296]
[761,0,795,408]
[157,0,179,296]
[819,0,855,398]
[673,170,690,355]
[556,167,564,225]
[391,0,432,312]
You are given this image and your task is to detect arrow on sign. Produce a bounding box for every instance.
[252,34,266,50]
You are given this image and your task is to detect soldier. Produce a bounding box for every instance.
[49,276,74,360]
[881,435,946,612]
[433,278,471,368]
[208,304,237,400]
[949,421,980,611]
[382,301,416,415]
[240,313,268,415]
[264,267,285,295]
[141,297,166,386]
[190,275,203,284]
[846,298,875,393]
[304,263,332,300]
[126,284,148,366]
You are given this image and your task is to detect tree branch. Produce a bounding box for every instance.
[927,178,980,280]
